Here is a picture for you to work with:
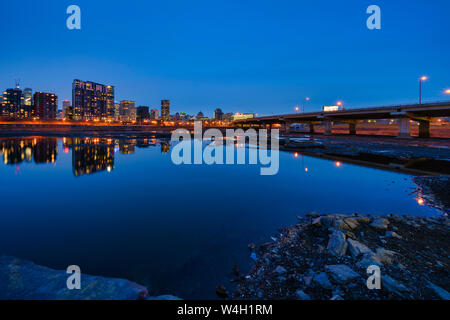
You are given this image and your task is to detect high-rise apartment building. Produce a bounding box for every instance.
[161,100,170,121]
[119,100,136,122]
[150,109,159,120]
[33,92,58,120]
[72,79,114,121]
[136,106,150,122]
[62,99,73,120]
[214,108,223,120]
[2,88,25,119]
[22,88,33,106]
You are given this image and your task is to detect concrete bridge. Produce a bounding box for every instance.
[233,101,450,138]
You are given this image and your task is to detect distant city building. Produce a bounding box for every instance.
[136,106,150,122]
[119,100,136,122]
[2,87,27,119]
[232,113,254,121]
[214,108,223,120]
[222,113,233,122]
[179,112,190,120]
[114,103,120,121]
[62,99,73,120]
[22,88,33,106]
[72,79,115,121]
[2,88,22,118]
[33,92,58,120]
[150,109,159,120]
[161,100,170,121]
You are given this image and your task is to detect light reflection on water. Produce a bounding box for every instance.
[0,136,441,299]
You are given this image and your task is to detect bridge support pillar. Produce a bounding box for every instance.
[349,123,357,135]
[323,120,332,135]
[418,120,430,138]
[309,123,315,134]
[397,118,411,138]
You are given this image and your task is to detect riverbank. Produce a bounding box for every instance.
[281,135,450,175]
[233,212,449,300]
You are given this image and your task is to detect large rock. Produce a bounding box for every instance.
[325,265,360,284]
[355,216,371,224]
[426,282,450,300]
[370,218,390,230]
[372,248,397,265]
[295,290,311,300]
[0,256,148,300]
[313,272,332,290]
[273,265,287,274]
[327,230,348,257]
[385,231,402,239]
[312,216,335,228]
[336,218,359,230]
[347,239,373,257]
[382,276,411,298]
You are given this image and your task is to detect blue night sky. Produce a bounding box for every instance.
[0,0,449,116]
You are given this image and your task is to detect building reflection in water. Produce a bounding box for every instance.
[0,136,172,175]
[0,137,57,165]
[119,139,136,155]
[161,141,170,154]
[63,137,115,177]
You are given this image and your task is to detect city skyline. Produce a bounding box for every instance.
[1,0,449,116]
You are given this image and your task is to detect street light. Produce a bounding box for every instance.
[445,89,450,95]
[336,101,343,109]
[419,76,428,104]
[294,106,300,113]
[303,97,310,113]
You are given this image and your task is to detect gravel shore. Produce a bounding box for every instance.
[233,213,450,300]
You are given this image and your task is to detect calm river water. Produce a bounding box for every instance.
[0,136,440,298]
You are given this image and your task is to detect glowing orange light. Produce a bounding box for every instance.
[337,101,343,106]
[305,97,310,101]
[335,161,342,167]
[295,107,300,111]
[417,198,425,205]
[305,167,308,172]
[420,76,428,81]
[294,152,299,158]
[445,89,450,94]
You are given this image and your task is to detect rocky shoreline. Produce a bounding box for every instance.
[232,213,450,300]
[0,256,181,300]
